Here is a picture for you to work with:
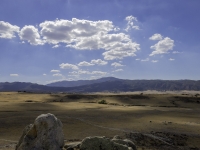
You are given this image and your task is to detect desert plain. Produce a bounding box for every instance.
[0,91,200,150]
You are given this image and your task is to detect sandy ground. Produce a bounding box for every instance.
[0,91,200,149]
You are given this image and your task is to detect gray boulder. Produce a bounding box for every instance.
[112,135,137,150]
[80,136,133,150]
[64,142,81,150]
[112,139,137,150]
[16,113,64,150]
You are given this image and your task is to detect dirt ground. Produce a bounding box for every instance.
[0,91,200,150]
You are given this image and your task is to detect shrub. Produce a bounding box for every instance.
[98,100,107,104]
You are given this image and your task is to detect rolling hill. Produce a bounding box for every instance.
[0,77,200,92]
[46,77,120,87]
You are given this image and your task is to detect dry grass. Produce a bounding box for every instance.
[0,92,200,149]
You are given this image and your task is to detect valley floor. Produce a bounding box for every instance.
[0,91,200,149]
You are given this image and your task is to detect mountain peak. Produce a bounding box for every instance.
[46,77,120,87]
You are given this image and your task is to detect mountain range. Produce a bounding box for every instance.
[0,77,200,93]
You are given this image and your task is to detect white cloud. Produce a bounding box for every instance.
[50,69,60,73]
[77,59,108,67]
[68,74,79,77]
[53,73,63,77]
[91,59,107,65]
[39,18,140,60]
[149,33,163,41]
[69,70,107,76]
[113,69,123,72]
[43,73,47,76]
[78,61,94,66]
[152,60,158,63]
[40,18,114,45]
[10,74,19,77]
[52,44,60,48]
[3,18,140,61]
[135,58,140,61]
[114,27,120,31]
[19,25,43,45]
[125,15,140,31]
[150,37,174,56]
[102,41,140,60]
[111,62,124,67]
[141,58,149,62]
[76,70,90,74]
[172,51,181,54]
[59,63,79,70]
[91,71,107,76]
[169,58,175,61]
[0,21,19,39]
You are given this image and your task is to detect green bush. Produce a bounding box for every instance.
[98,100,107,104]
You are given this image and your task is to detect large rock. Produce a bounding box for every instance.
[79,136,133,150]
[16,113,64,150]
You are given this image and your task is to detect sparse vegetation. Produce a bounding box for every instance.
[98,99,107,104]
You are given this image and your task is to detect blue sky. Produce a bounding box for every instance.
[0,0,200,84]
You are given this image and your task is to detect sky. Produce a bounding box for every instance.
[0,0,200,84]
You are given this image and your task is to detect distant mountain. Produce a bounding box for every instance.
[0,82,79,92]
[66,79,200,92]
[0,78,200,93]
[46,77,120,87]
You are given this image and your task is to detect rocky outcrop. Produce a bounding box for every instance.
[16,114,137,150]
[64,136,137,150]
[15,113,64,150]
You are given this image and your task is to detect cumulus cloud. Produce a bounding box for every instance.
[0,21,19,39]
[53,73,63,77]
[39,18,114,45]
[59,63,79,70]
[141,58,149,62]
[10,74,19,77]
[113,69,123,72]
[172,51,181,54]
[39,18,140,60]
[125,15,140,31]
[70,70,90,75]
[4,18,140,60]
[135,58,140,61]
[77,59,108,67]
[102,41,140,60]
[91,71,107,75]
[111,62,124,67]
[52,44,60,48]
[149,33,163,41]
[69,70,107,76]
[50,69,60,73]
[91,59,107,65]
[152,60,158,63]
[78,61,94,66]
[169,58,175,61]
[150,37,174,56]
[19,25,43,45]
[43,73,47,76]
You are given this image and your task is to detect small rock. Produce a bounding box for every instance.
[80,136,132,150]
[64,142,81,150]
[112,137,137,150]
